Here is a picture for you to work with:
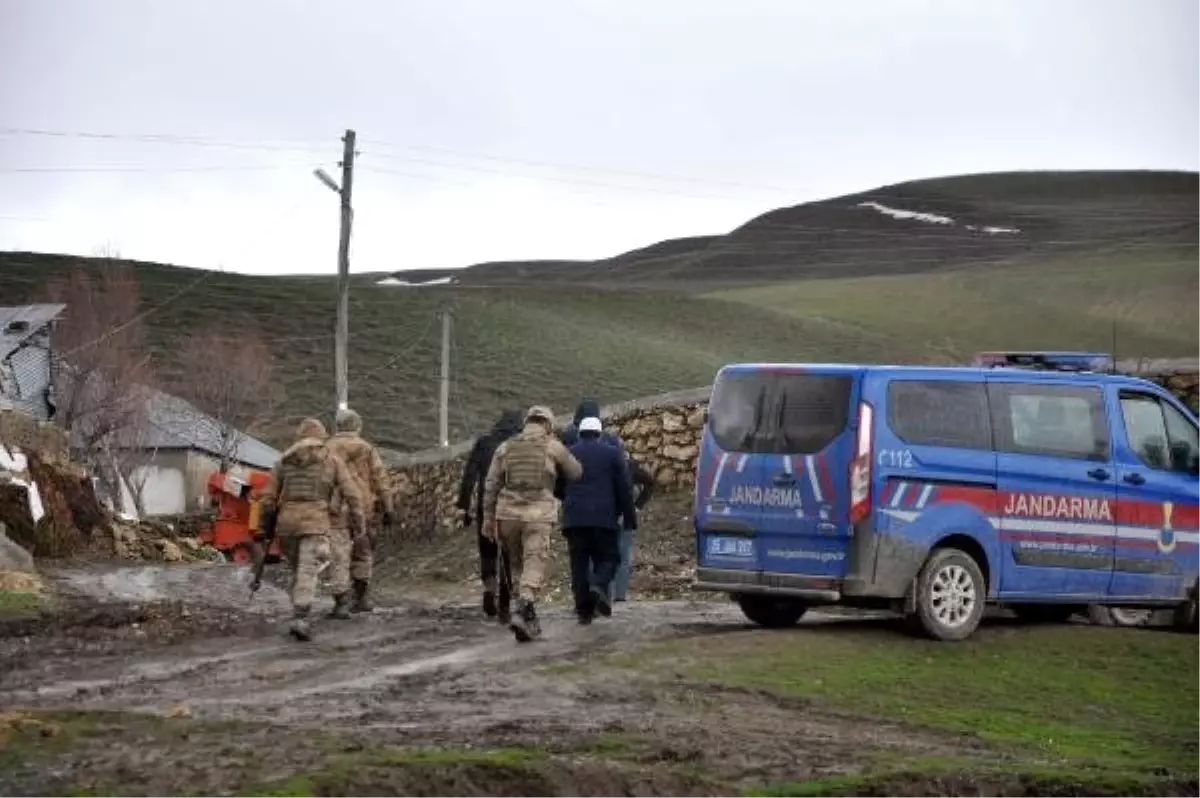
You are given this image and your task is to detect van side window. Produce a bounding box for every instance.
[1120,391,1200,474]
[887,380,991,450]
[989,383,1108,461]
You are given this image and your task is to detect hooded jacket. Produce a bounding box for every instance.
[457,408,524,526]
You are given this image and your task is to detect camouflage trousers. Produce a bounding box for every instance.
[329,527,374,593]
[281,534,331,609]
[498,520,552,602]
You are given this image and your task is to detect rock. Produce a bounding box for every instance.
[686,407,706,429]
[655,467,677,486]
[661,412,685,433]
[0,523,34,573]
[159,539,183,563]
[167,703,193,720]
[178,536,200,551]
[0,570,43,593]
[662,444,698,462]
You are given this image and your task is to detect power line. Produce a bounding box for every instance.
[0,127,332,155]
[0,163,323,174]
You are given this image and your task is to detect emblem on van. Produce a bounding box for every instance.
[1159,502,1176,554]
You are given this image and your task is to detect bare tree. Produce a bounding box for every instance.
[176,327,283,470]
[46,263,158,512]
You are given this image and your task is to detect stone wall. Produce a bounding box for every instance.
[385,366,1198,537]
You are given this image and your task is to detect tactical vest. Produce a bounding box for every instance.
[281,449,331,503]
[504,434,549,492]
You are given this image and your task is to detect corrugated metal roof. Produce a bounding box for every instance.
[0,304,65,359]
[137,390,281,468]
[65,378,281,469]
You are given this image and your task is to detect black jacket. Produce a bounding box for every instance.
[457,408,524,525]
[562,436,637,532]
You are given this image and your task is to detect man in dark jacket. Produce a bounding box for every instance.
[561,416,637,624]
[456,408,523,622]
[560,398,655,603]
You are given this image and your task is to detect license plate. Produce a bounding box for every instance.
[707,536,754,558]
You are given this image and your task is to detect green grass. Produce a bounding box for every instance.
[602,622,1198,776]
[0,590,44,615]
[711,253,1199,361]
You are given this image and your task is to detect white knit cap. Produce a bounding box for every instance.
[579,417,603,433]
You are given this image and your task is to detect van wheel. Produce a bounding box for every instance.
[1087,606,1154,628]
[907,548,986,642]
[1012,605,1079,624]
[1176,600,1195,633]
[736,595,808,628]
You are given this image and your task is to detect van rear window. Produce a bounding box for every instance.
[708,371,852,454]
[774,374,853,454]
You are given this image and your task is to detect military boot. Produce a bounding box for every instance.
[523,600,542,640]
[328,593,352,620]
[350,579,373,613]
[509,599,532,643]
[289,606,313,642]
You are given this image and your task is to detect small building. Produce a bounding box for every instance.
[90,390,281,517]
[0,304,65,421]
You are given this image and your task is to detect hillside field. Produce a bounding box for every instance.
[1,170,1195,451]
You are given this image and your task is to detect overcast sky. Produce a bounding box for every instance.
[1,0,1196,276]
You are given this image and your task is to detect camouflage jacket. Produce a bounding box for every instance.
[262,437,365,537]
[327,431,394,521]
[482,424,582,526]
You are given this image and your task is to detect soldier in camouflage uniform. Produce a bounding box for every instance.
[261,418,366,641]
[482,405,582,642]
[326,408,395,616]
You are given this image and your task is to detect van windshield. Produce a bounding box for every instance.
[709,371,853,454]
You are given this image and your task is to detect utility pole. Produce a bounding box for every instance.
[439,311,451,448]
[334,129,356,412]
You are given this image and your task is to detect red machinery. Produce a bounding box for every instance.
[200,469,281,564]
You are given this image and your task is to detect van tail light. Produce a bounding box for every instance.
[849,401,874,524]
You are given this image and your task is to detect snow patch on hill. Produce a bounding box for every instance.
[377,275,456,287]
[857,201,1021,234]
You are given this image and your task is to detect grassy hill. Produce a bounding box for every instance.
[2,170,1195,451]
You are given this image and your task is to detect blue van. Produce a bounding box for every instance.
[692,360,1199,641]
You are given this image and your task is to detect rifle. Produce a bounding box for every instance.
[249,507,278,602]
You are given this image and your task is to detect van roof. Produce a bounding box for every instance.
[716,362,1166,391]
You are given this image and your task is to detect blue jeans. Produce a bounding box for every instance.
[592,529,634,601]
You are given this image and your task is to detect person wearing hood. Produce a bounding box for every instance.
[482,405,582,642]
[457,407,524,622]
[260,418,365,641]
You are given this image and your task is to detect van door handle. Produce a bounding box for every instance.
[1123,473,1146,486]
[773,473,796,487]
[1087,468,1110,481]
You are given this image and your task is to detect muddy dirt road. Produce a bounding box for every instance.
[0,562,1002,796]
